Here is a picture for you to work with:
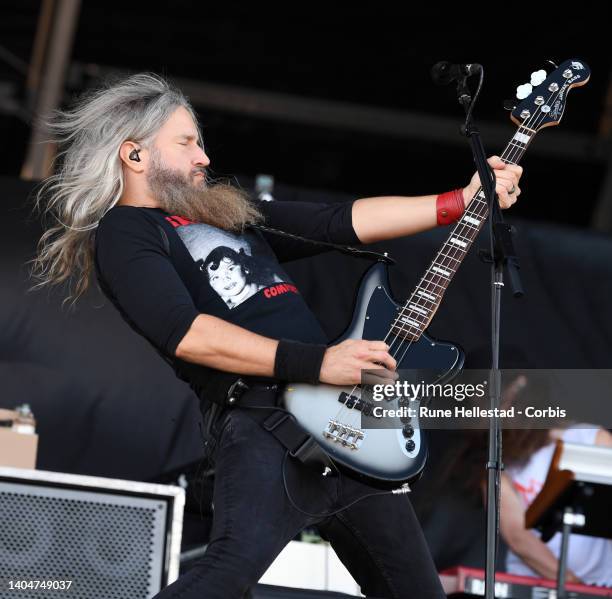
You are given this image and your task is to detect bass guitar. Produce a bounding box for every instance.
[283,59,590,484]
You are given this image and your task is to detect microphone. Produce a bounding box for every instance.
[431,61,482,86]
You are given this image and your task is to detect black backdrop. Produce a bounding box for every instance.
[2,175,611,567]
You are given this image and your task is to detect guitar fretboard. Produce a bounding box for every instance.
[390,126,535,341]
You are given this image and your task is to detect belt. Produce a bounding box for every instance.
[226,377,280,406]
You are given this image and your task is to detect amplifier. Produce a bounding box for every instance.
[0,466,184,599]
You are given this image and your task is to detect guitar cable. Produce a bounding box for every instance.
[237,402,404,519]
[281,450,403,520]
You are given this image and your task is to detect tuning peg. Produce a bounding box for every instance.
[530,70,547,86]
[516,83,532,100]
[546,59,559,69]
[503,99,516,111]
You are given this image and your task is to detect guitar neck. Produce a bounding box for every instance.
[391,126,535,341]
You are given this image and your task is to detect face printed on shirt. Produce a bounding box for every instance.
[207,256,250,299]
[200,246,280,308]
[174,222,285,309]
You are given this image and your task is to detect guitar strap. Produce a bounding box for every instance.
[249,222,395,265]
[225,378,334,471]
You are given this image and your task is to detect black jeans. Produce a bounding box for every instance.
[154,387,445,599]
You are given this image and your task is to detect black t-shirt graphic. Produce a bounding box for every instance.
[94,199,358,407]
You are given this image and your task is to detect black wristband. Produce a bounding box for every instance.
[274,339,327,384]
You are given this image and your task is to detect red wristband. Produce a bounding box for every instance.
[436,189,466,226]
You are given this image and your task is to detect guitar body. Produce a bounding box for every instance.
[283,261,464,485]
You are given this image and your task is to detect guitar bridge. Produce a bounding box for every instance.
[322,419,365,450]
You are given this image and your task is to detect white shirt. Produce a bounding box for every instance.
[505,425,612,586]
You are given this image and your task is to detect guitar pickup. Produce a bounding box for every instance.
[338,392,359,408]
[338,393,373,412]
[338,393,379,418]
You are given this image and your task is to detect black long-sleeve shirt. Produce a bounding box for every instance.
[94,199,358,406]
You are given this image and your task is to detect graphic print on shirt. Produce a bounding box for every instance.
[512,478,543,506]
[166,215,297,309]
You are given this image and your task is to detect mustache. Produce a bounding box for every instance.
[191,166,207,178]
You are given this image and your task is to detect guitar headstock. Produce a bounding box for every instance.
[510,59,590,131]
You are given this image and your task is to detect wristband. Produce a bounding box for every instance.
[274,339,327,384]
[436,189,466,226]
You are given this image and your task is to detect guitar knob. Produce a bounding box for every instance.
[402,425,414,438]
[405,440,416,452]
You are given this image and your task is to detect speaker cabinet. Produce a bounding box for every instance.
[0,466,184,598]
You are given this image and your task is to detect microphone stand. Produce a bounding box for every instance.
[452,69,523,599]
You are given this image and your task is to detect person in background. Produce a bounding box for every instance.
[501,424,612,586]
[436,367,612,587]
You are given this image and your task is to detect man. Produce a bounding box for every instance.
[32,73,522,598]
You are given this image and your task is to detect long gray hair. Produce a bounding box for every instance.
[30,72,202,306]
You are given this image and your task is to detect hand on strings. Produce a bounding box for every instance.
[463,155,523,209]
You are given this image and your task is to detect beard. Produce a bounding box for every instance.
[146,149,264,232]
